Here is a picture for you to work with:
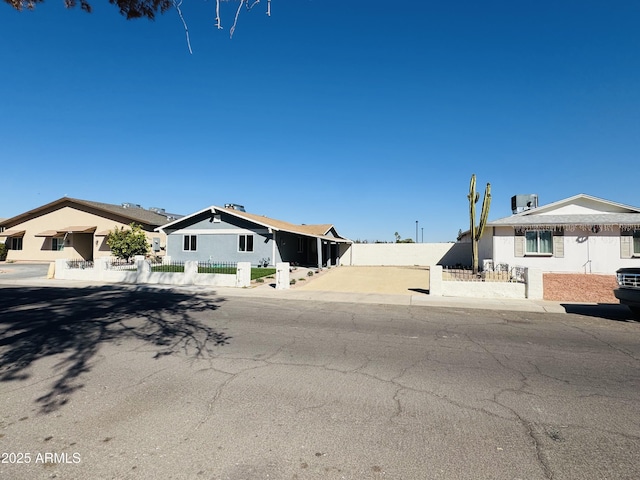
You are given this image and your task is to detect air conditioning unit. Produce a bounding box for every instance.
[224,203,246,212]
[511,194,538,214]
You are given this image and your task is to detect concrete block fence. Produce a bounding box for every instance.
[429,266,543,300]
[55,257,253,288]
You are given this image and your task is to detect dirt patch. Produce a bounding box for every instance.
[295,266,430,296]
[543,273,617,303]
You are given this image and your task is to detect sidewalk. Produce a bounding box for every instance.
[226,280,569,313]
[0,273,569,314]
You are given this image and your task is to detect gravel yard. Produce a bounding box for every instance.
[543,273,618,303]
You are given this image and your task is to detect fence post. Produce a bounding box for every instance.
[95,257,109,281]
[429,265,443,296]
[184,261,198,285]
[236,262,251,288]
[54,259,68,279]
[135,255,149,284]
[525,267,543,299]
[276,262,290,289]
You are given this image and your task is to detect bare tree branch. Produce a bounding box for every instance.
[229,0,245,39]
[173,0,192,54]
[215,0,223,29]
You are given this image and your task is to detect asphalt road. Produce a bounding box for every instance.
[0,285,639,480]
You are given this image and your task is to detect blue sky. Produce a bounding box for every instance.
[1,1,639,242]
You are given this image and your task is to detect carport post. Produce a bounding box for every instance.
[316,237,322,269]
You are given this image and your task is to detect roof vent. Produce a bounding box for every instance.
[511,194,538,214]
[122,202,142,209]
[149,207,166,214]
[224,203,246,212]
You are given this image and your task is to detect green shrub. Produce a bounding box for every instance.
[0,243,6,261]
[106,223,149,261]
[307,271,314,277]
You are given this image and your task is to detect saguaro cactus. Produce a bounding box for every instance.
[468,174,492,274]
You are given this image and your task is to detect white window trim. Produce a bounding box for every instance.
[525,230,553,256]
[238,234,254,253]
[183,234,197,252]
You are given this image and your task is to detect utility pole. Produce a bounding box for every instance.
[421,227,424,243]
[415,221,418,243]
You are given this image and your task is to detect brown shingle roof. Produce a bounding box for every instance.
[216,207,348,241]
[0,197,177,229]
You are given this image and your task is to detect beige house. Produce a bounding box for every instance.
[0,198,178,262]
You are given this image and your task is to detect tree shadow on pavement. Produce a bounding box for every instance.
[0,286,231,413]
[561,303,640,323]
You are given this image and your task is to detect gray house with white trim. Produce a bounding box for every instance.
[156,204,351,269]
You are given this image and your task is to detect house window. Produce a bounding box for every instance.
[52,237,64,251]
[525,230,552,255]
[10,237,23,250]
[297,237,304,253]
[238,234,254,252]
[183,235,197,251]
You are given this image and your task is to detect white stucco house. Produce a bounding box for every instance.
[461,194,640,275]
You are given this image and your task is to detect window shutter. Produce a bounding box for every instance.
[553,236,564,258]
[621,235,632,259]
[514,236,525,257]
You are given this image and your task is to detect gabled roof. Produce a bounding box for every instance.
[509,194,640,217]
[0,197,178,229]
[488,194,640,228]
[158,205,351,243]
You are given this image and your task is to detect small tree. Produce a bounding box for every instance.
[0,243,7,261]
[467,174,491,274]
[106,223,150,261]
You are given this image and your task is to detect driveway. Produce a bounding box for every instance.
[295,266,430,295]
[0,262,50,282]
